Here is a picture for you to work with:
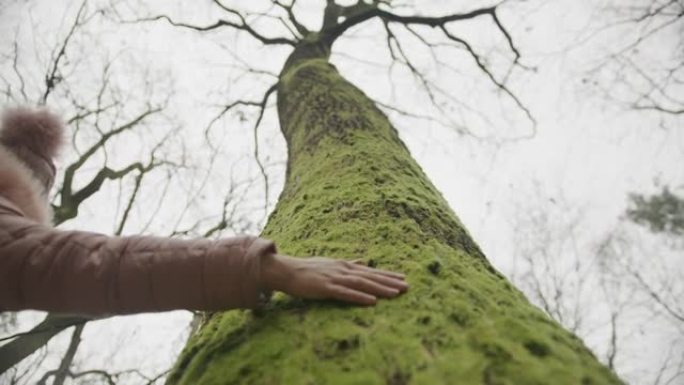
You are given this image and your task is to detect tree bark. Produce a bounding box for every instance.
[166,44,622,385]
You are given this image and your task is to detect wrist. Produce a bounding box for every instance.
[260,252,293,292]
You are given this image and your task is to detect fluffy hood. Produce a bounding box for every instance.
[0,108,64,224]
[1,108,64,160]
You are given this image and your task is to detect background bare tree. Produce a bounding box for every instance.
[0,1,263,383]
[581,0,683,128]
[506,182,683,385]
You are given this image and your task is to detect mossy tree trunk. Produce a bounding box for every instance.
[166,8,623,385]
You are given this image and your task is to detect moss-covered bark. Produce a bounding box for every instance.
[166,44,622,385]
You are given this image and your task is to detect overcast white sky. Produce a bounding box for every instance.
[1,0,682,384]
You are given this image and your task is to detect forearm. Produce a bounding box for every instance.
[0,213,275,315]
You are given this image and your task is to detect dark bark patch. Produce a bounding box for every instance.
[384,200,403,218]
[483,366,499,385]
[386,370,411,385]
[352,316,372,327]
[449,312,471,327]
[238,365,251,376]
[524,340,551,357]
[427,260,441,275]
[481,342,512,361]
[496,299,513,308]
[337,335,360,350]
[314,335,361,359]
[421,338,435,358]
[292,203,305,214]
[383,198,488,261]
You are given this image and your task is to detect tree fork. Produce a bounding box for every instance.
[166,43,622,384]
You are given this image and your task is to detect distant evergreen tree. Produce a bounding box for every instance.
[627,187,684,236]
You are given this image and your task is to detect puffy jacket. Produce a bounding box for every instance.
[0,108,274,315]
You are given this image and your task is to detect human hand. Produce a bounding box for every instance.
[259,253,408,306]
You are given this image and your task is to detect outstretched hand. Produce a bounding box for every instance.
[259,253,409,306]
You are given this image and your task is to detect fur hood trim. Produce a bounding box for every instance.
[0,146,52,224]
[1,108,64,159]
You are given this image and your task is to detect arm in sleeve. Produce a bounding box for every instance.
[0,204,276,315]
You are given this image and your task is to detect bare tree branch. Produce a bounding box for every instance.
[583,0,684,127]
[626,265,684,324]
[36,324,84,385]
[40,0,99,104]
[606,311,618,370]
[250,83,278,215]
[439,26,535,127]
[319,2,536,133]
[135,1,296,47]
[54,105,163,224]
[0,314,88,374]
[203,82,278,216]
[327,4,500,43]
[11,41,28,102]
[632,104,684,115]
[272,0,309,37]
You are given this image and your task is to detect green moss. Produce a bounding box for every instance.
[167,54,622,384]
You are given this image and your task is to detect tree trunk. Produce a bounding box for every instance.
[166,43,622,385]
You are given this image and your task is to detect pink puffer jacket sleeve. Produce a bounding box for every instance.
[0,196,275,315]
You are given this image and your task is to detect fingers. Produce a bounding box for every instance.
[283,257,409,306]
[348,260,406,280]
[333,275,400,298]
[343,260,409,293]
[327,284,377,306]
[353,270,409,293]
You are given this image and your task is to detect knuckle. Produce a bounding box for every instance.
[330,275,343,285]
[323,283,338,294]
